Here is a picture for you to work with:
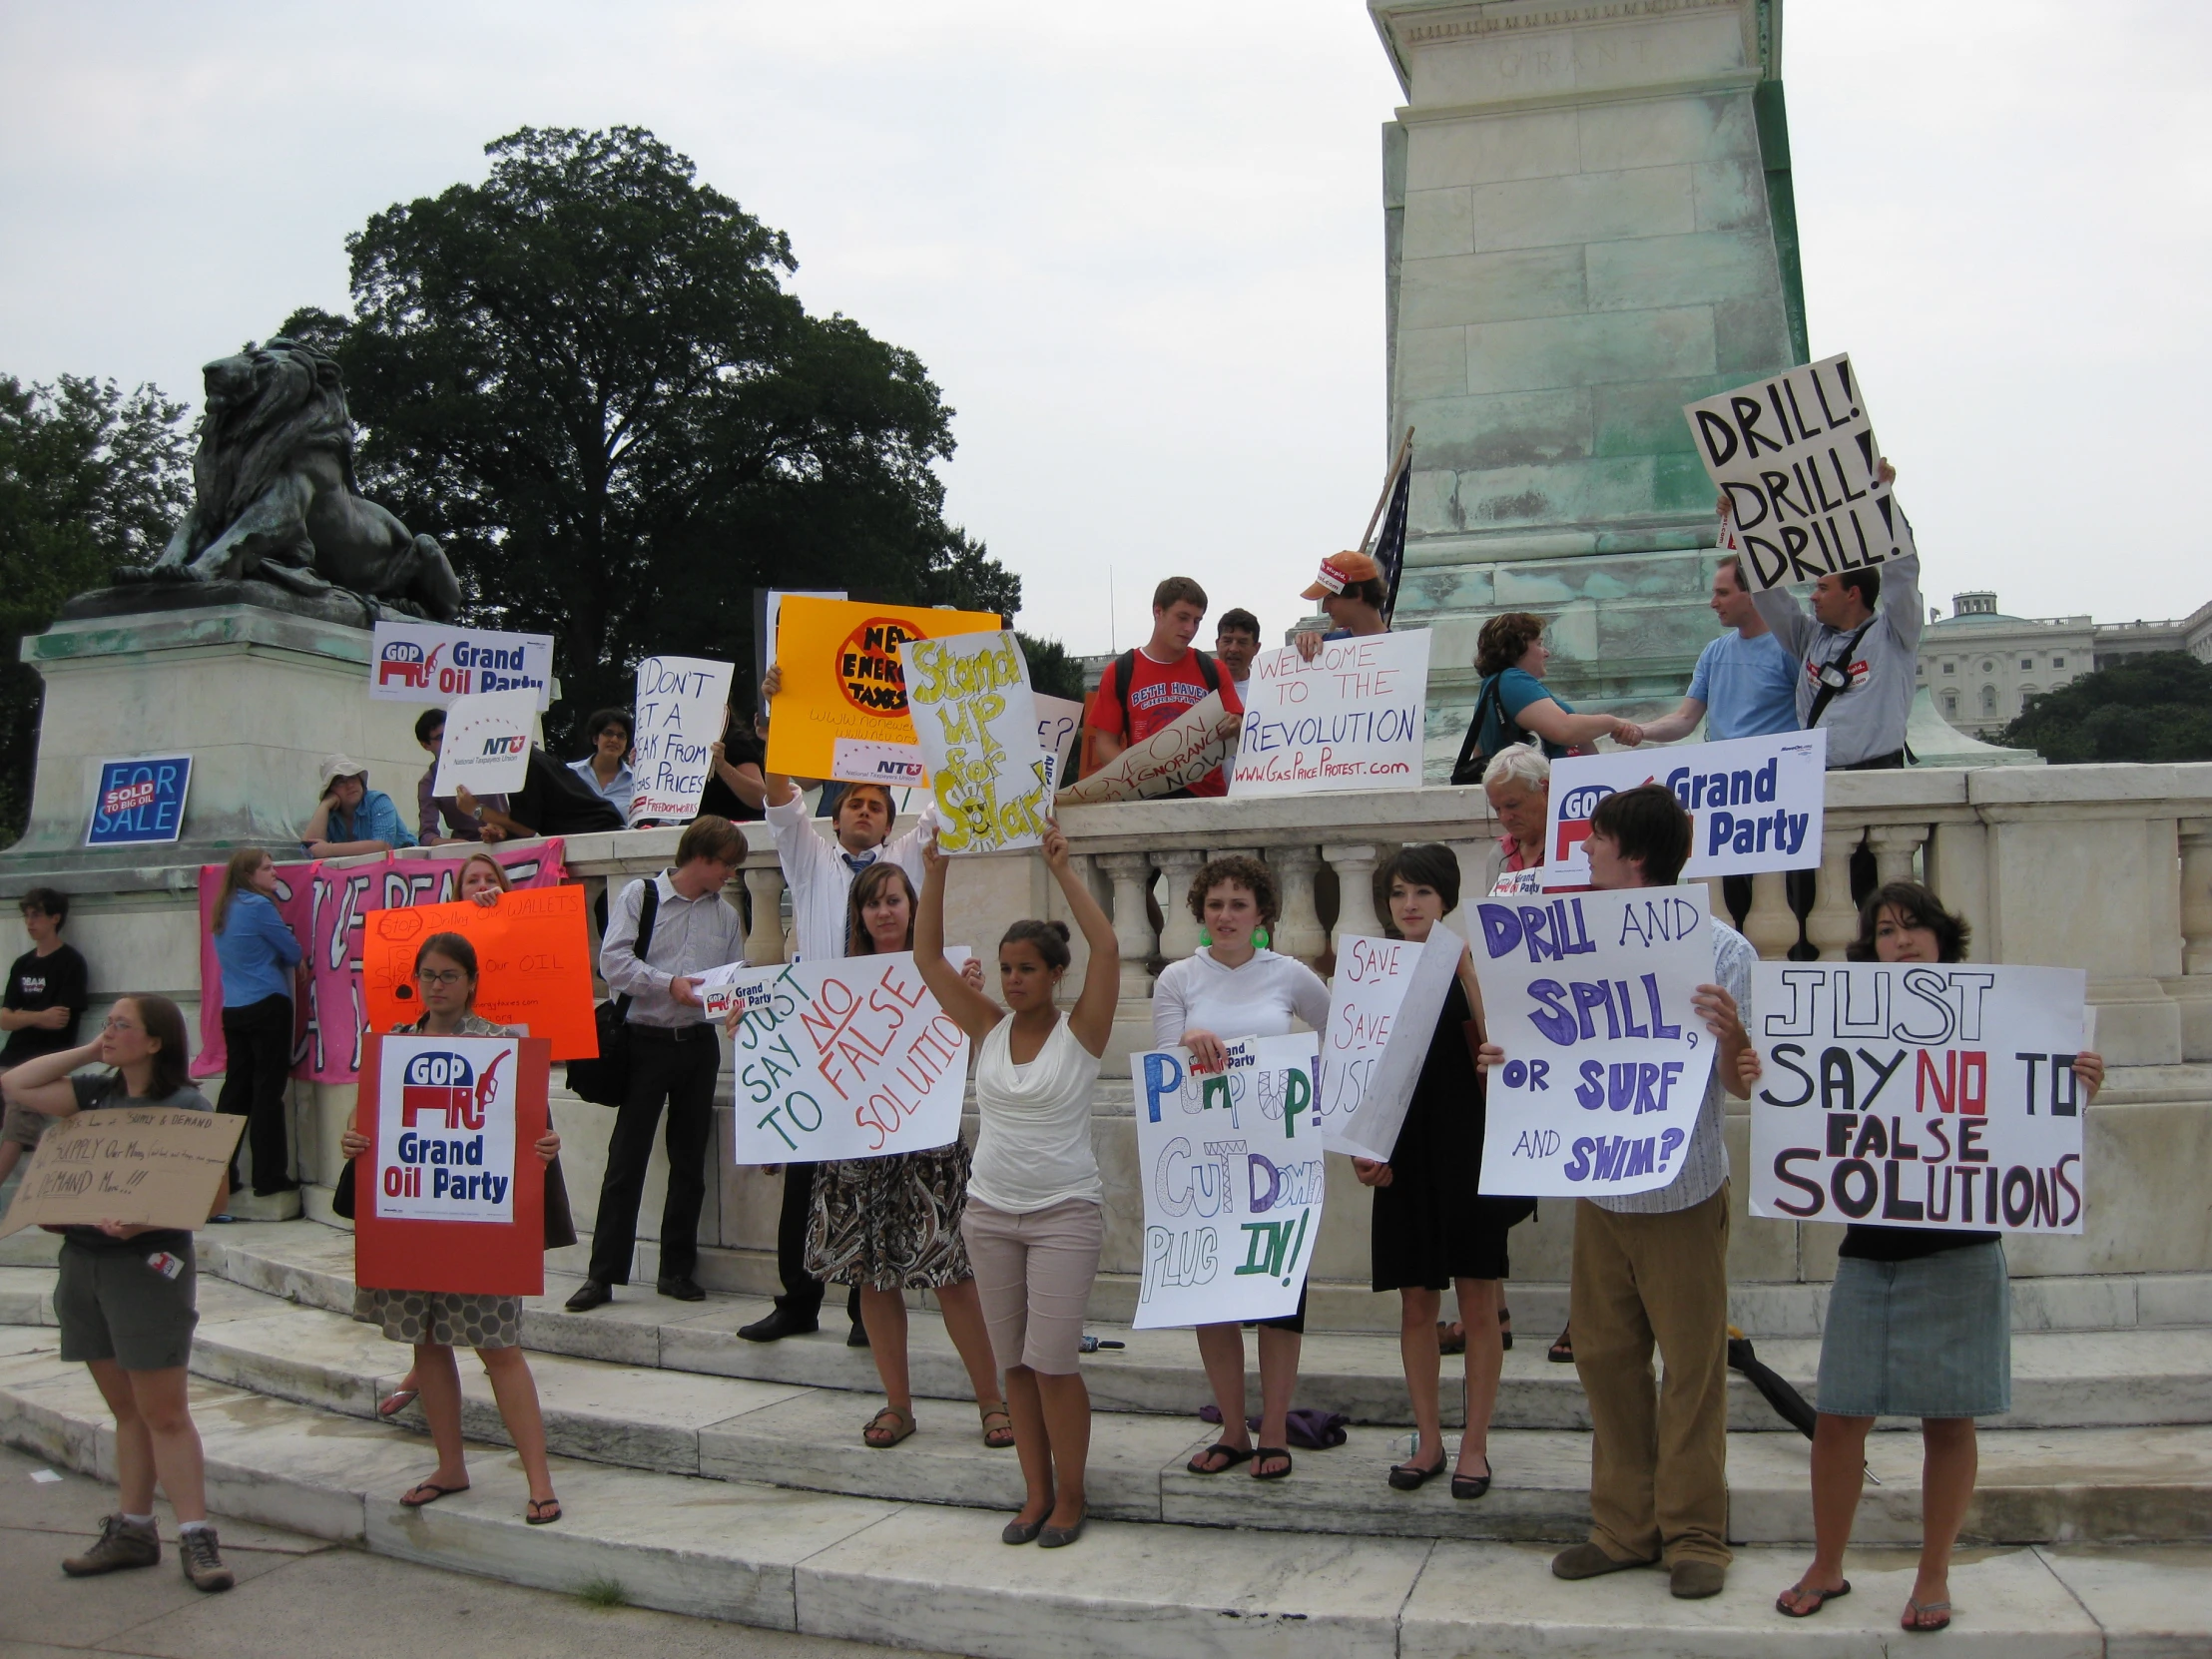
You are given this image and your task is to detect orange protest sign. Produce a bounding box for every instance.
[764,595,1004,783]
[361,885,600,1059]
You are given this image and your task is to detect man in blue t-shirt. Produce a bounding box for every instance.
[1637,556,1799,744]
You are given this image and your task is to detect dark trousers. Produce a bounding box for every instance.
[217,995,293,1193]
[587,1026,721,1286]
[774,1160,861,1328]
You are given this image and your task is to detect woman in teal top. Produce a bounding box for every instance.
[1452,612,1644,783]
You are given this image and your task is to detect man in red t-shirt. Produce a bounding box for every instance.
[1085,576,1246,798]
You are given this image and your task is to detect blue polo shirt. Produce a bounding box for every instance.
[1687,630,1799,741]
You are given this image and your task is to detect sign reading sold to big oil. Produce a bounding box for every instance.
[764,596,1004,785]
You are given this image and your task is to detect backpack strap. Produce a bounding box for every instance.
[1804,618,1879,731]
[611,874,662,1023]
[1111,648,1141,734]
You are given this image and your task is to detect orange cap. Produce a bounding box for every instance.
[1301,550,1382,601]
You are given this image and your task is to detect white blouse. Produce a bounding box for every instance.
[967,1014,1104,1214]
[1150,948,1331,1048]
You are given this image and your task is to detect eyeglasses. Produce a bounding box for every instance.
[417,969,468,987]
[102,1016,142,1034]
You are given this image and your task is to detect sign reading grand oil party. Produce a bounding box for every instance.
[1541,730,1827,887]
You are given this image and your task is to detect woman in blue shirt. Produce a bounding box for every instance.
[1451,612,1643,784]
[210,849,304,1195]
[301,755,416,857]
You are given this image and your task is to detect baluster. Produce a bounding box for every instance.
[1270,845,1328,964]
[1697,876,1728,928]
[1153,849,1206,960]
[2178,821,2212,976]
[1098,852,1161,986]
[1323,842,1382,948]
[1807,827,1865,961]
[743,864,788,965]
[1742,870,1798,961]
[1867,824,1929,888]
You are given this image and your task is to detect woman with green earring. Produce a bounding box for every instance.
[1151,856,1330,1481]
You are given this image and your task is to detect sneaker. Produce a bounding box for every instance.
[178,1525,235,1592]
[62,1513,160,1576]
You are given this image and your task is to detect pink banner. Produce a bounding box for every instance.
[193,840,568,1084]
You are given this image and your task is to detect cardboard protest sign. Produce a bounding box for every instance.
[900,629,1051,854]
[431,688,537,798]
[0,1108,244,1240]
[354,1033,549,1296]
[1129,1035,1324,1329]
[1034,695,1084,791]
[1475,886,1719,1199]
[86,755,192,846]
[370,621,554,709]
[631,655,736,824]
[1052,692,1239,807]
[721,952,972,1163]
[360,885,599,1060]
[1315,931,1463,1161]
[1748,963,2088,1235]
[1541,730,1827,889]
[1229,630,1429,797]
[1683,353,1915,592]
[764,596,1005,784]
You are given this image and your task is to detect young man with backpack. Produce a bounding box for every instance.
[1084,577,1245,798]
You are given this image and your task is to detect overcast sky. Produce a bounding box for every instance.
[2,1,2203,656]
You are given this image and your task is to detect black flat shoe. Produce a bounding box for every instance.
[1001,1514,1046,1545]
[846,1322,870,1348]
[564,1279,613,1313]
[1037,1507,1087,1548]
[1387,1453,1446,1491]
[1451,1463,1492,1500]
[738,1307,820,1342]
[656,1275,706,1302]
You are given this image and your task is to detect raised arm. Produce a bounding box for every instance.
[0,1038,100,1117]
[1046,824,1121,1058]
[915,833,1004,1042]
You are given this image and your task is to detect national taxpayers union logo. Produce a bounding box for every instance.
[837,618,921,716]
[378,639,444,690]
[400,1048,507,1132]
[479,734,528,757]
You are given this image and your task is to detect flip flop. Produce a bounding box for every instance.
[1187,1442,1255,1474]
[862,1405,915,1448]
[377,1387,419,1419]
[1777,1580,1852,1618]
[399,1479,469,1508]
[525,1496,562,1525]
[1251,1446,1293,1481]
[1903,1598,1951,1633]
[1547,1327,1575,1365]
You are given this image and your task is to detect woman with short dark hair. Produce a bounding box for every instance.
[1451,613,1643,785]
[569,707,636,821]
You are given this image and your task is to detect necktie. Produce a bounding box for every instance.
[841,850,876,874]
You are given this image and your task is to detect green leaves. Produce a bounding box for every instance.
[2001,652,2212,764]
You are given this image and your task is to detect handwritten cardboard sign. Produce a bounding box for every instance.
[370,621,554,709]
[1052,692,1238,807]
[360,885,599,1060]
[1315,931,1463,1161]
[900,629,1051,854]
[630,655,736,824]
[1229,630,1429,797]
[0,1108,244,1239]
[431,688,537,798]
[1541,730,1828,888]
[1684,352,1916,592]
[1130,1035,1324,1329]
[1475,886,1718,1199]
[1748,963,2088,1235]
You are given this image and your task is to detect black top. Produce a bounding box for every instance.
[697,730,767,823]
[1839,1223,1999,1263]
[58,1076,216,1256]
[0,944,89,1066]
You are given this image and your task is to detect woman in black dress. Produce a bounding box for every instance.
[1353,843,1534,1498]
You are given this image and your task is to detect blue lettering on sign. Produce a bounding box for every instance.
[1526,974,1682,1047]
[1142,1051,1185,1123]
[86,757,193,847]
[1476,898,1597,963]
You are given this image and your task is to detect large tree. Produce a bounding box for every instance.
[286,126,1019,740]
[2002,651,2212,763]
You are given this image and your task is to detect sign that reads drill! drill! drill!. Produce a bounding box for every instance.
[898,629,1052,854]
[1130,1035,1324,1330]
[1474,886,1719,1199]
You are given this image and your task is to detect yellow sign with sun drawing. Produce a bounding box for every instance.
[898,630,1052,854]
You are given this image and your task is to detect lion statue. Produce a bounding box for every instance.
[123,336,461,621]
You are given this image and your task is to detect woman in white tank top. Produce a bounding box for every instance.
[915,822,1120,1550]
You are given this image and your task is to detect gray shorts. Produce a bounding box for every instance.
[1,1099,52,1150]
[56,1240,200,1373]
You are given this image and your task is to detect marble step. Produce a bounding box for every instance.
[2,1337,2203,1659]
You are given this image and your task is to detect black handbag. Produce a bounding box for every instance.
[564,876,660,1107]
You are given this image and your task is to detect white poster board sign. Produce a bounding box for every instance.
[630,655,735,825]
[1130,1034,1324,1329]
[1684,352,1916,593]
[1230,629,1430,797]
[1053,692,1237,807]
[431,688,538,797]
[1035,695,1085,792]
[374,1035,521,1223]
[900,629,1051,854]
[1541,730,1828,888]
[1748,963,2088,1235]
[1316,931,1463,1161]
[371,621,554,710]
[1475,886,1718,1199]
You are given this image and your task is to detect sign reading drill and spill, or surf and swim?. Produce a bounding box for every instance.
[1131,1034,1324,1329]
[629,655,736,825]
[1475,885,1718,1199]
[1748,963,2089,1236]
[1315,929,1464,1162]
[1683,352,1916,593]
[898,629,1052,854]
[85,755,192,846]
[1229,629,1430,799]
[370,621,555,710]
[1540,730,1828,889]
[430,688,537,798]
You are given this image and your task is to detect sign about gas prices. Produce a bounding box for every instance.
[1684,352,1916,593]
[1034,695,1084,791]
[764,596,1005,784]
[1130,1035,1324,1329]
[718,951,973,1163]
[0,1108,244,1241]
[431,687,537,798]
[1053,692,1240,807]
[1475,886,1719,1199]
[1541,730,1828,888]
[900,629,1051,854]
[1230,629,1429,798]
[1748,963,2089,1235]
[360,884,600,1060]
[370,621,554,709]
[630,654,735,824]
[1315,930,1464,1161]
[354,1033,551,1296]
[85,755,192,847]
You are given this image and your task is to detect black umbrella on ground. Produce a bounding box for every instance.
[1727,1326,1881,1481]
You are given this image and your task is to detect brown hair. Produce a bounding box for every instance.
[1381,843,1461,919]
[1153,576,1208,613]
[676,815,744,867]
[1588,785,1693,886]
[1185,855,1279,929]
[1475,612,1546,678]
[1848,881,1969,964]
[213,847,275,934]
[19,886,69,924]
[845,860,918,956]
[1000,918,1072,972]
[1336,578,1389,610]
[833,784,897,826]
[1716,555,1746,592]
[112,994,193,1100]
[414,931,479,990]
[456,851,512,895]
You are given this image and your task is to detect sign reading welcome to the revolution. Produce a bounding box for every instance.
[900,629,1052,854]
[1315,929,1463,1161]
[1229,629,1429,798]
[370,621,554,710]
[1683,352,1916,592]
[1748,962,2089,1235]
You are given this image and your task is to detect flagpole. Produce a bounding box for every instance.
[1359,425,1415,555]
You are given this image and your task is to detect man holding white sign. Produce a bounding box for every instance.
[1229,629,1429,798]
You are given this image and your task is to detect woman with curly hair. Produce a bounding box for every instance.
[1450,612,1643,785]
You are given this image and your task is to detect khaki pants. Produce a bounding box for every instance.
[1570,1183,1732,1568]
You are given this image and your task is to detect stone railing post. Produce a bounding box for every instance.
[1807,827,1864,960]
[1867,824,1930,888]
[1742,870,1799,961]
[1153,849,1206,961]
[2181,819,2212,976]
[1098,852,1160,987]
[1270,845,1328,964]
[742,864,788,965]
[1323,842,1382,948]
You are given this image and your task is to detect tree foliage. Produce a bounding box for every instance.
[0,376,192,842]
[2001,651,2212,763]
[1017,633,1088,702]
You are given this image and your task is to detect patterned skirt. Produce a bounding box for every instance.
[354,1286,522,1351]
[806,1141,975,1292]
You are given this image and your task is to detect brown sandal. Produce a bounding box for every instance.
[979,1404,1015,1448]
[862,1405,916,1448]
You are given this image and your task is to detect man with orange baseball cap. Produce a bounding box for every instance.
[1295,550,1389,660]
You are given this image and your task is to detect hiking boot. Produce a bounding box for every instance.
[178,1525,235,1592]
[62,1513,160,1576]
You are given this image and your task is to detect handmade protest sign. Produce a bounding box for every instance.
[1540,730,1827,888]
[354,1033,549,1296]
[721,951,972,1163]
[1475,886,1718,1199]
[360,885,598,1060]
[370,621,554,709]
[1034,695,1084,791]
[1229,630,1429,798]
[764,596,1005,784]
[0,1108,244,1240]
[1748,963,2088,1235]
[1315,930,1463,1161]
[1683,352,1915,593]
[431,688,537,798]
[631,655,735,824]
[900,629,1051,854]
[86,756,192,846]
[1130,1034,1324,1329]
[1052,692,1239,807]
[753,587,844,699]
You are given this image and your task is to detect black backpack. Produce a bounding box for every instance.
[1108,647,1221,734]
[1449,674,1539,787]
